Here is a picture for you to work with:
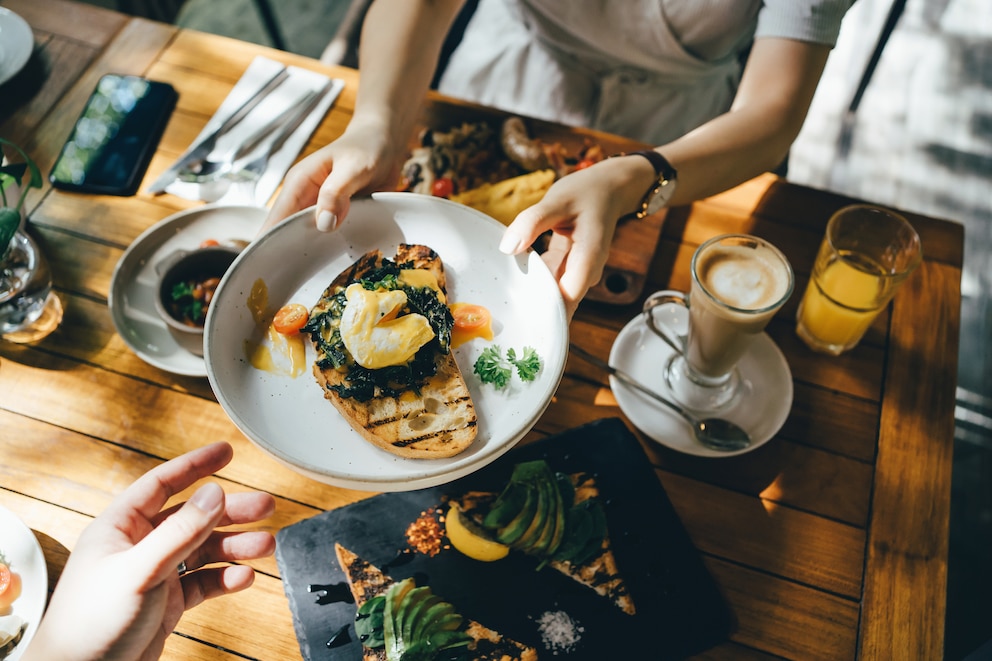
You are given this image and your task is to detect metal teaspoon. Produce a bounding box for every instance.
[568,343,752,452]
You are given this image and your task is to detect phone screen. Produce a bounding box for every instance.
[49,74,177,196]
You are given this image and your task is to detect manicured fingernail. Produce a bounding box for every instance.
[190,482,223,512]
[499,232,525,255]
[316,210,337,232]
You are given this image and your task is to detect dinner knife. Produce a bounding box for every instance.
[146,66,290,194]
[212,81,331,177]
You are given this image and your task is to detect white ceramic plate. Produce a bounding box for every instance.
[0,505,47,661]
[109,204,266,377]
[0,8,32,87]
[609,305,792,457]
[205,192,568,491]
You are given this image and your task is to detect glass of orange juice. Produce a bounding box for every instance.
[796,205,922,356]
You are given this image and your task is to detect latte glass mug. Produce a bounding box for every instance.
[796,205,922,356]
[645,234,794,412]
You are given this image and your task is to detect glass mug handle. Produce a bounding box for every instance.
[642,290,688,356]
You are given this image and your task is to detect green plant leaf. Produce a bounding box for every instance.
[0,162,27,181]
[0,138,42,212]
[0,207,20,262]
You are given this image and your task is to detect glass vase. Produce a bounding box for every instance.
[0,229,62,343]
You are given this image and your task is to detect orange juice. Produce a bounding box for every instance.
[797,251,886,351]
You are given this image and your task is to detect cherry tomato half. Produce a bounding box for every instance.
[432,176,455,198]
[0,564,10,597]
[273,304,310,335]
[451,304,491,332]
[0,563,21,611]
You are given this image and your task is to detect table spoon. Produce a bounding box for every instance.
[569,343,751,452]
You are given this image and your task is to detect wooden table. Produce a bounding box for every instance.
[0,1,963,659]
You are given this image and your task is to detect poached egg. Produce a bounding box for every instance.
[339,270,444,369]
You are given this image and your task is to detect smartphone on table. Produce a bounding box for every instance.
[49,74,177,196]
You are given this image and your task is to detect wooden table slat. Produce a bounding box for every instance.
[0,4,963,659]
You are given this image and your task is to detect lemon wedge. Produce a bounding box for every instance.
[445,503,510,562]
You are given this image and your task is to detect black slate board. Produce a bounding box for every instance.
[276,417,732,660]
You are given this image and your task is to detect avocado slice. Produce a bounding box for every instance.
[495,482,539,546]
[483,481,527,529]
[410,595,446,640]
[388,584,471,660]
[531,475,565,556]
[521,476,557,554]
[384,579,416,660]
[414,601,459,642]
[402,630,472,661]
[513,479,549,552]
[546,474,570,556]
[398,586,433,644]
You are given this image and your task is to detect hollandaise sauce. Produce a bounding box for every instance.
[243,278,308,378]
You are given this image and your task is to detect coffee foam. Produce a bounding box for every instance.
[697,245,789,311]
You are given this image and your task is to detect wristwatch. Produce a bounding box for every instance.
[613,150,678,219]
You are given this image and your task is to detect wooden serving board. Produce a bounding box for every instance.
[275,418,731,661]
[416,99,664,305]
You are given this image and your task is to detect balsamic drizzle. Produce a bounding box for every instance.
[381,548,414,572]
[325,624,352,649]
[307,582,354,605]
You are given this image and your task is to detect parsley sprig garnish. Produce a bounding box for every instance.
[473,345,542,389]
[507,346,541,381]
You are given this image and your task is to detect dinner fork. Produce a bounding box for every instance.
[176,94,312,184]
[146,67,289,194]
[225,84,329,203]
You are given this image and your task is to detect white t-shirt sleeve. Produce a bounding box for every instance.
[756,0,856,46]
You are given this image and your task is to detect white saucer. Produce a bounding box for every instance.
[0,505,47,660]
[609,305,793,457]
[0,8,33,87]
[109,204,266,377]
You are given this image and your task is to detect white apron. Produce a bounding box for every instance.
[437,0,748,144]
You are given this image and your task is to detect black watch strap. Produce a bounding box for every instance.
[612,150,678,220]
[628,150,677,180]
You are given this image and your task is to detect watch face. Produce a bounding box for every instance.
[645,178,676,215]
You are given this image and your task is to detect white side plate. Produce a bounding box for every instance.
[0,505,47,661]
[109,204,266,377]
[0,9,32,87]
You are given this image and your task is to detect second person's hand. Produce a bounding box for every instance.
[22,442,276,661]
[498,157,651,319]
[262,117,406,234]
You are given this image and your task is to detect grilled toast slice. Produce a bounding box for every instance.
[334,543,538,661]
[455,473,636,615]
[307,244,477,459]
[546,473,635,615]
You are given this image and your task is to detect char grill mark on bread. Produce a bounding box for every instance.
[307,244,478,459]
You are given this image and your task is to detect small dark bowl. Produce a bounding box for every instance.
[153,246,239,356]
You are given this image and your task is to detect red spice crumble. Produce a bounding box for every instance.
[405,507,447,557]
